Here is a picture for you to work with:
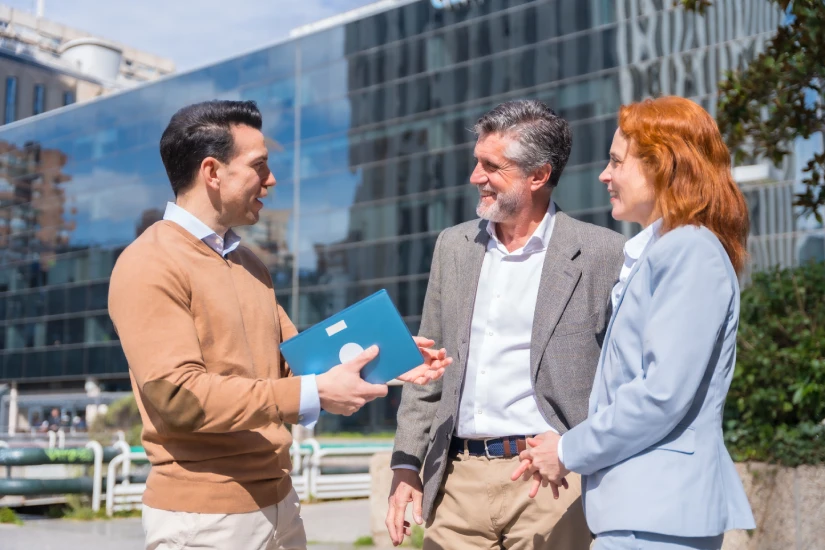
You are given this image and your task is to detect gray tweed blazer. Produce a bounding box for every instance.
[391,208,625,521]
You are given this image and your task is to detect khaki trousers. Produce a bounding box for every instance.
[142,488,306,550]
[424,451,591,550]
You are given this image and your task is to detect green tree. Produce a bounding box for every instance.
[725,261,825,466]
[680,0,825,221]
[89,394,143,447]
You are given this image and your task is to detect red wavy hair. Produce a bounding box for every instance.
[618,96,750,274]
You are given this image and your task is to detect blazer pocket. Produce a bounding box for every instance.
[655,424,696,454]
[553,312,598,337]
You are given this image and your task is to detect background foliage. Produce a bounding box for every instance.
[680,0,825,220]
[89,394,142,447]
[726,262,825,466]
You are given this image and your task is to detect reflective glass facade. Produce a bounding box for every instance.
[0,0,782,430]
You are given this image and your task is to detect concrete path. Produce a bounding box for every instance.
[0,498,392,550]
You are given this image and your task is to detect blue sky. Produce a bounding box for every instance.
[3,0,375,70]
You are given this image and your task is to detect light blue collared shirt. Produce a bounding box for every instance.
[163,202,320,428]
[610,218,664,310]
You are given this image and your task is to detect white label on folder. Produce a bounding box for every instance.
[326,320,347,336]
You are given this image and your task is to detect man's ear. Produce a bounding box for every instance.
[200,157,221,192]
[529,164,552,192]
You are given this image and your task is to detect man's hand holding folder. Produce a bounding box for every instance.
[316,337,452,416]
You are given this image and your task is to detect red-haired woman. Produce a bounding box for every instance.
[514,96,755,549]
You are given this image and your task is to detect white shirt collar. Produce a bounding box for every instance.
[486,201,557,254]
[624,218,663,260]
[163,202,241,257]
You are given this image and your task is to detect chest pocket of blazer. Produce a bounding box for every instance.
[553,312,598,337]
[654,424,696,454]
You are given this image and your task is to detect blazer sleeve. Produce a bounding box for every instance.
[561,230,735,475]
[391,230,447,470]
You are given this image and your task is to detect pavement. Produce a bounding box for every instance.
[0,498,393,550]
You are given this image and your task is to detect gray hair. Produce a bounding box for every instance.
[473,99,572,188]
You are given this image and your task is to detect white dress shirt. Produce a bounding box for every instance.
[393,202,564,474]
[456,202,558,439]
[162,202,320,428]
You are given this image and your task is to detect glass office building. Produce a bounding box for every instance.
[0,0,786,432]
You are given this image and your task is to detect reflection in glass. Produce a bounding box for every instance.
[65,348,84,377]
[0,0,785,436]
[65,317,84,345]
[33,85,45,116]
[87,345,111,374]
[4,77,17,124]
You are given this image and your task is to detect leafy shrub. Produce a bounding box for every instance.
[0,507,22,525]
[725,261,825,466]
[89,394,143,447]
[410,525,425,548]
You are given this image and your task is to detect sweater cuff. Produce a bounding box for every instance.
[268,376,303,425]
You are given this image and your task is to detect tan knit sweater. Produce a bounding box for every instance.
[108,220,301,513]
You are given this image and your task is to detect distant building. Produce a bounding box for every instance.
[0,5,175,125]
[2,0,817,435]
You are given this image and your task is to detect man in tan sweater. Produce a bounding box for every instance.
[108,100,448,550]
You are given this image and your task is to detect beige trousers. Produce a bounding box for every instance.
[424,451,591,550]
[142,488,306,550]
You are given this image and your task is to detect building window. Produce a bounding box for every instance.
[33,84,45,115]
[62,91,75,106]
[4,76,18,124]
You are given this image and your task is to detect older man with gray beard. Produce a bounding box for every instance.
[385,100,625,549]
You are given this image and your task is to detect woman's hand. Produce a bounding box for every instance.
[511,431,570,498]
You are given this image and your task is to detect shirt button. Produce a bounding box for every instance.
[481,370,486,374]
[477,410,483,415]
[487,331,493,336]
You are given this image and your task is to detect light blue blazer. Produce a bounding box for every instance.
[562,225,755,537]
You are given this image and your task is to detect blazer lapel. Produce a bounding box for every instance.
[589,231,658,414]
[599,231,655,357]
[455,220,489,369]
[530,211,582,381]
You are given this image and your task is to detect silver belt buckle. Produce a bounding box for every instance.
[483,438,497,459]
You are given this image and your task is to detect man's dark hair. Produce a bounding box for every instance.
[474,100,572,188]
[159,100,263,196]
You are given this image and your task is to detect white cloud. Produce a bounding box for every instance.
[64,168,169,222]
[5,0,375,70]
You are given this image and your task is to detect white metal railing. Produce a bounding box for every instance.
[91,438,388,514]
[306,441,391,500]
[290,441,313,501]
[85,440,103,512]
[113,440,132,480]
[45,429,66,449]
[105,450,147,517]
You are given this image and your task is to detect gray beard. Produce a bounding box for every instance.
[476,186,526,222]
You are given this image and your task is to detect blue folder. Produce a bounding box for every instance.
[280,289,423,384]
